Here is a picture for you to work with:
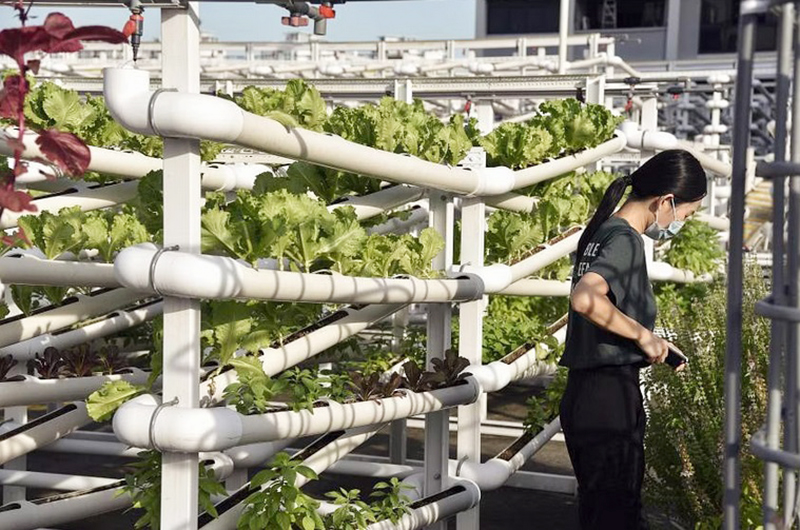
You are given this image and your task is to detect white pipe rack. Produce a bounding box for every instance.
[103,68,628,198]
[328,185,425,221]
[114,244,484,304]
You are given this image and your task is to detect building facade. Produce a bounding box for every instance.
[475,0,778,62]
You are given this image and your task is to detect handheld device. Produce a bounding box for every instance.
[665,346,688,369]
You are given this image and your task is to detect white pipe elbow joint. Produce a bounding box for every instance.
[470,167,516,197]
[456,458,511,491]
[705,99,730,110]
[113,243,160,293]
[466,362,512,394]
[114,394,244,452]
[621,121,677,151]
[104,67,244,142]
[448,263,511,294]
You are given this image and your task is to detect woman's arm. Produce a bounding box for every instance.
[571,271,669,363]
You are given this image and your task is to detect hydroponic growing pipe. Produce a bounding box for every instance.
[113,378,481,452]
[0,453,232,530]
[0,300,162,362]
[0,481,128,530]
[103,68,628,198]
[0,369,149,408]
[328,185,424,220]
[1,128,270,192]
[0,402,91,465]
[365,480,481,530]
[0,181,139,230]
[0,253,118,288]
[114,243,484,304]
[200,303,404,404]
[0,289,144,348]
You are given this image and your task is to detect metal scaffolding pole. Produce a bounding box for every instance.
[763,5,793,528]
[724,1,761,528]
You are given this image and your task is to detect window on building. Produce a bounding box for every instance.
[699,0,777,53]
[486,0,559,34]
[575,0,666,30]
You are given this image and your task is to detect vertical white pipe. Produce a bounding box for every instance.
[456,197,485,530]
[424,191,453,530]
[558,0,569,74]
[160,4,202,530]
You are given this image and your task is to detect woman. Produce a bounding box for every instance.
[559,149,707,529]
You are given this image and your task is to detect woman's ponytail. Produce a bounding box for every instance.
[576,175,631,258]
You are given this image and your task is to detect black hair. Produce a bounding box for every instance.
[576,149,707,257]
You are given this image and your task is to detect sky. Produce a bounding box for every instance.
[0,0,477,42]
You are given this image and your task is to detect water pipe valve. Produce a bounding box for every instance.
[123,0,144,62]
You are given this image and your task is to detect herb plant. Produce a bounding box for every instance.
[238,452,324,530]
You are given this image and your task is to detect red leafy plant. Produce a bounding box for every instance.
[0,3,127,219]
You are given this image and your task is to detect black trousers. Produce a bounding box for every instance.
[559,364,649,530]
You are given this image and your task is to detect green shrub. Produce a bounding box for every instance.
[643,261,769,527]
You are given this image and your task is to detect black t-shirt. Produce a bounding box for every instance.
[559,216,657,370]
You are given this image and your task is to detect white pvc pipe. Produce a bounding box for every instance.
[0,289,144,349]
[513,134,626,189]
[201,304,403,404]
[648,261,713,283]
[508,228,582,283]
[0,369,149,408]
[498,278,571,297]
[0,469,119,491]
[0,300,162,361]
[103,68,516,197]
[324,459,419,478]
[0,128,160,179]
[38,437,140,458]
[0,181,139,230]
[620,121,733,177]
[696,212,730,231]
[365,479,481,530]
[0,402,91,465]
[485,193,538,214]
[367,207,428,235]
[448,228,581,294]
[453,417,563,491]
[0,253,119,287]
[328,185,424,220]
[2,128,269,192]
[0,482,129,530]
[114,244,484,304]
[114,379,481,452]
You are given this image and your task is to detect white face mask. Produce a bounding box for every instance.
[644,197,684,241]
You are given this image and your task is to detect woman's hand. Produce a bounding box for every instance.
[636,329,670,364]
